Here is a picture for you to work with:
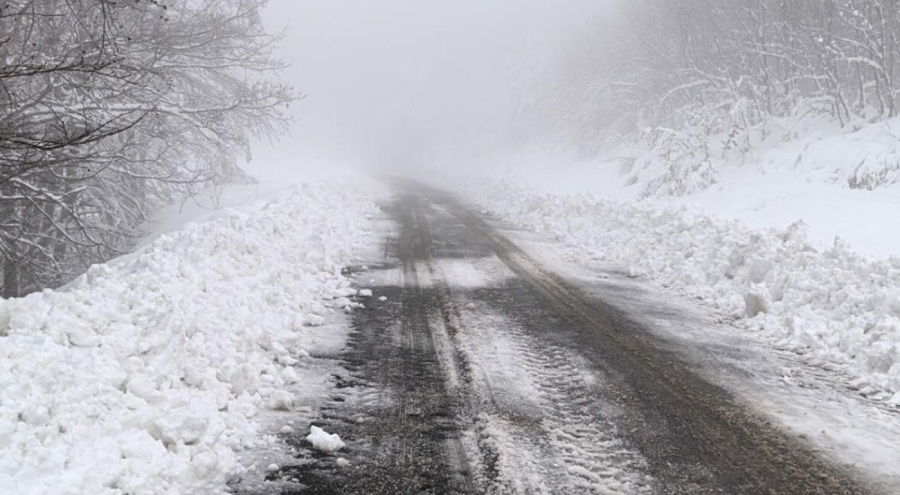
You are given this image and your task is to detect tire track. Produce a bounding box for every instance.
[451,301,654,495]
[238,193,476,495]
[238,185,881,495]
[418,204,653,494]
[420,185,879,495]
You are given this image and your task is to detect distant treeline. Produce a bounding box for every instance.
[0,0,294,297]
[553,0,900,145]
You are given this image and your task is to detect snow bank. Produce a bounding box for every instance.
[0,180,381,495]
[463,181,900,404]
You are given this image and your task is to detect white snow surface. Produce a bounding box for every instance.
[438,118,900,405]
[438,116,900,259]
[305,426,345,453]
[0,179,381,495]
[462,180,900,403]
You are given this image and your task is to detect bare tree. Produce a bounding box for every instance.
[1,0,295,297]
[545,0,900,168]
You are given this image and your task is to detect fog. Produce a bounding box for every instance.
[246,0,607,180]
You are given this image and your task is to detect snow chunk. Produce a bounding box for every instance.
[744,284,772,318]
[151,407,218,447]
[306,425,345,453]
[305,314,326,326]
[268,390,294,411]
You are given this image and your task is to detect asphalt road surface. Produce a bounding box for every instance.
[238,185,880,495]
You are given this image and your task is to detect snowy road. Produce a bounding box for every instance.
[240,185,880,495]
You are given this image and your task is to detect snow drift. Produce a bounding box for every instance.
[0,180,381,495]
[463,181,900,405]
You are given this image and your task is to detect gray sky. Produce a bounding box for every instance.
[245,0,607,179]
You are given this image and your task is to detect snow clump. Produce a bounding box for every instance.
[306,425,345,453]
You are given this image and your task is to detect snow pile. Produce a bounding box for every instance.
[463,181,900,403]
[0,180,381,495]
[305,426,345,453]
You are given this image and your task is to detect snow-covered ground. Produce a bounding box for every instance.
[5,110,900,493]
[441,118,900,409]
[0,176,383,495]
[419,120,900,488]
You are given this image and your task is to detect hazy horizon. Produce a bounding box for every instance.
[245,0,610,180]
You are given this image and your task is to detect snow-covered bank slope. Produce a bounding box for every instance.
[0,179,382,495]
[449,116,900,259]
[434,117,900,403]
[460,181,900,405]
[451,152,900,261]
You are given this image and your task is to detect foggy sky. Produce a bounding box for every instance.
[246,0,608,180]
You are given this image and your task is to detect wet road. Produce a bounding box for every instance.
[239,186,879,495]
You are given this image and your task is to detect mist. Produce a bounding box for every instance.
[6,2,900,492]
[246,0,607,180]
